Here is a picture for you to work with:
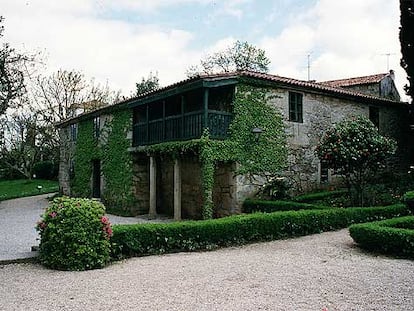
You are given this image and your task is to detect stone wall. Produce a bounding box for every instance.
[213,162,238,217]
[132,154,150,215]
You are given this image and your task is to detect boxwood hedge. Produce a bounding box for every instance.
[111,204,408,259]
[242,199,330,213]
[349,216,414,258]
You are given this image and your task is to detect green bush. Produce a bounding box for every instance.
[292,190,347,203]
[243,198,330,213]
[33,161,58,180]
[111,204,408,259]
[349,216,414,258]
[37,197,113,270]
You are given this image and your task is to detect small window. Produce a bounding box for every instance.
[289,92,303,123]
[369,106,379,129]
[69,123,77,141]
[93,116,100,139]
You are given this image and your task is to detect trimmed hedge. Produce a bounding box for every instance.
[293,190,347,203]
[242,199,330,213]
[349,216,414,258]
[111,204,408,259]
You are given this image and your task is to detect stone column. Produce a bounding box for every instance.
[174,158,182,221]
[149,156,157,219]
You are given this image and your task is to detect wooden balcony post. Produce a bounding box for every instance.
[203,88,209,131]
[174,157,182,221]
[149,155,157,219]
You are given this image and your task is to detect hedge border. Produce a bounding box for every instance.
[111,204,408,259]
[242,198,330,213]
[292,190,347,203]
[349,216,414,258]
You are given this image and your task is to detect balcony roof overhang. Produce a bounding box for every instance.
[128,77,238,108]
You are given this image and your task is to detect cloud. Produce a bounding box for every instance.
[259,0,408,100]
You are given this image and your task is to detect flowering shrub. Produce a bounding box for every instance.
[37,197,112,270]
[315,116,396,206]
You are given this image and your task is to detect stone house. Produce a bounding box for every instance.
[57,70,412,219]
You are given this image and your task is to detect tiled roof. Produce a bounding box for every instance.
[57,70,404,127]
[318,73,388,87]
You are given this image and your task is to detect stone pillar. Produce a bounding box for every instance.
[149,156,157,218]
[174,158,182,221]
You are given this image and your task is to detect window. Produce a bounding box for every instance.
[93,116,100,139]
[289,92,303,123]
[369,106,379,129]
[69,123,77,141]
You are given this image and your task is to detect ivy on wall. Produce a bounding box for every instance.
[71,109,136,215]
[101,110,136,212]
[72,120,98,197]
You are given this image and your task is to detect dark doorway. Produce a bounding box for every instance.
[92,159,101,198]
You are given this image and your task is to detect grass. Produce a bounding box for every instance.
[0,179,59,201]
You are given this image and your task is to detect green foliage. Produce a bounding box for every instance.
[349,216,414,258]
[136,72,159,96]
[71,111,137,215]
[400,0,414,99]
[229,84,287,179]
[72,120,97,197]
[243,199,330,213]
[316,116,397,206]
[293,189,348,203]
[0,179,58,201]
[187,40,270,77]
[101,110,136,213]
[111,204,408,258]
[37,197,112,270]
[33,161,58,180]
[403,190,414,201]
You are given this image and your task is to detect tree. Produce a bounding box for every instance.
[400,0,414,100]
[186,40,270,77]
[315,116,397,206]
[0,16,34,115]
[136,72,159,96]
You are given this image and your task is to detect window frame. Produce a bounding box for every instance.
[288,91,303,123]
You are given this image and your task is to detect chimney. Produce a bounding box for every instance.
[389,69,395,80]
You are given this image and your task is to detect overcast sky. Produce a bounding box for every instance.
[1,0,409,101]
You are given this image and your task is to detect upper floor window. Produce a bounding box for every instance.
[93,116,100,139]
[69,123,77,141]
[289,92,303,123]
[369,106,379,129]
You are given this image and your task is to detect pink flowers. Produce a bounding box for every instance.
[37,221,47,230]
[49,211,57,218]
[101,216,113,238]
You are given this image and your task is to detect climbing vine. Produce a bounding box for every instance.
[101,110,136,213]
[72,120,99,197]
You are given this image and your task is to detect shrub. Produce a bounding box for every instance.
[37,197,112,270]
[349,216,414,258]
[402,190,414,214]
[111,204,408,259]
[243,198,330,213]
[292,190,347,203]
[33,161,58,180]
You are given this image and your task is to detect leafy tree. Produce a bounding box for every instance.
[0,16,34,115]
[400,0,414,100]
[315,116,397,206]
[186,40,270,77]
[136,72,159,96]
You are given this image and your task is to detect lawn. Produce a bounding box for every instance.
[0,179,59,201]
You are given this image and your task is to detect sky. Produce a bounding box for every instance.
[1,0,409,101]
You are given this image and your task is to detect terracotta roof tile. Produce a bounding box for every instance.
[318,73,388,87]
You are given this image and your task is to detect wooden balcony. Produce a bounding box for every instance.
[132,110,233,146]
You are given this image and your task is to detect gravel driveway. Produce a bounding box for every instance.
[1,229,413,311]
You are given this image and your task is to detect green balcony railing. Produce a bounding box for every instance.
[133,110,232,146]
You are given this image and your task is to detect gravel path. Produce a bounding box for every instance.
[1,229,413,311]
[0,194,170,262]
